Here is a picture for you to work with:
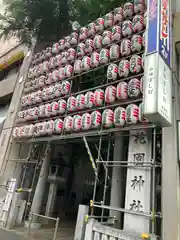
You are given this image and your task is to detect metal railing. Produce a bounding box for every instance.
[28,212,59,240]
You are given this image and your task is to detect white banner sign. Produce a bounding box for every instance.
[144,53,172,126]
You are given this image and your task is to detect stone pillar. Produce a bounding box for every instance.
[30,144,52,224]
[124,129,152,234]
[109,133,124,228]
[45,183,57,217]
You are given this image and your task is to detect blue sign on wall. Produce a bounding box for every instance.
[158,0,171,67]
[147,0,158,54]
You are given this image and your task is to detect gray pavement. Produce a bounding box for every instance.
[0,228,32,240]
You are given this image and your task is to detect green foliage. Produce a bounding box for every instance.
[71,0,127,26]
[0,0,127,43]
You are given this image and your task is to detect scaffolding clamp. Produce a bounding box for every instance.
[142,233,150,239]
[90,200,94,215]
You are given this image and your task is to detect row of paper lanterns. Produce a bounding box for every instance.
[29,33,145,84]
[32,1,146,65]
[14,102,147,138]
[18,78,143,122]
[21,76,143,111]
[22,54,144,106]
[25,34,145,94]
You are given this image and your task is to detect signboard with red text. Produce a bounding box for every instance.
[144,0,172,126]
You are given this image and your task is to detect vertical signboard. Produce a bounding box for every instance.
[144,0,172,126]
[124,130,152,233]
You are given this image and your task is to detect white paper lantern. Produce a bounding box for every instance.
[114,7,124,23]
[54,118,64,134]
[32,107,39,120]
[46,120,54,135]
[49,57,56,69]
[118,60,130,78]
[39,105,45,118]
[29,124,35,137]
[114,107,126,127]
[85,39,94,54]
[88,22,96,37]
[54,54,62,68]
[130,55,142,73]
[48,85,54,100]
[128,78,141,98]
[64,116,73,132]
[112,25,121,42]
[64,64,73,78]
[52,69,60,82]
[53,83,62,97]
[82,56,91,71]
[122,20,133,37]
[38,76,46,88]
[110,44,120,60]
[79,27,88,42]
[134,0,145,14]
[45,103,52,117]
[42,61,49,73]
[123,2,134,18]
[140,76,143,93]
[27,94,33,105]
[58,100,66,115]
[67,96,77,112]
[105,86,116,103]
[102,109,114,128]
[84,91,94,108]
[76,94,85,110]
[139,102,148,122]
[52,42,60,55]
[58,67,65,81]
[67,48,76,61]
[104,13,114,28]
[99,49,109,64]
[131,35,143,52]
[126,104,139,124]
[77,43,85,58]
[59,39,65,51]
[61,81,71,95]
[38,122,46,136]
[13,127,19,139]
[38,63,43,75]
[102,30,112,46]
[74,60,82,74]
[93,35,103,49]
[91,52,100,68]
[91,111,102,129]
[61,51,68,65]
[121,39,131,56]
[96,18,104,32]
[94,89,104,106]
[70,32,79,45]
[64,36,71,49]
[73,115,82,131]
[132,15,144,32]
[51,101,59,116]
[36,90,42,103]
[116,81,128,100]
[46,72,53,85]
[107,64,118,81]
[81,113,92,130]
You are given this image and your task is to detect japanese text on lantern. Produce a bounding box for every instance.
[160,0,169,59]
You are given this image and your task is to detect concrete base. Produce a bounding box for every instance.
[24,221,41,229]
